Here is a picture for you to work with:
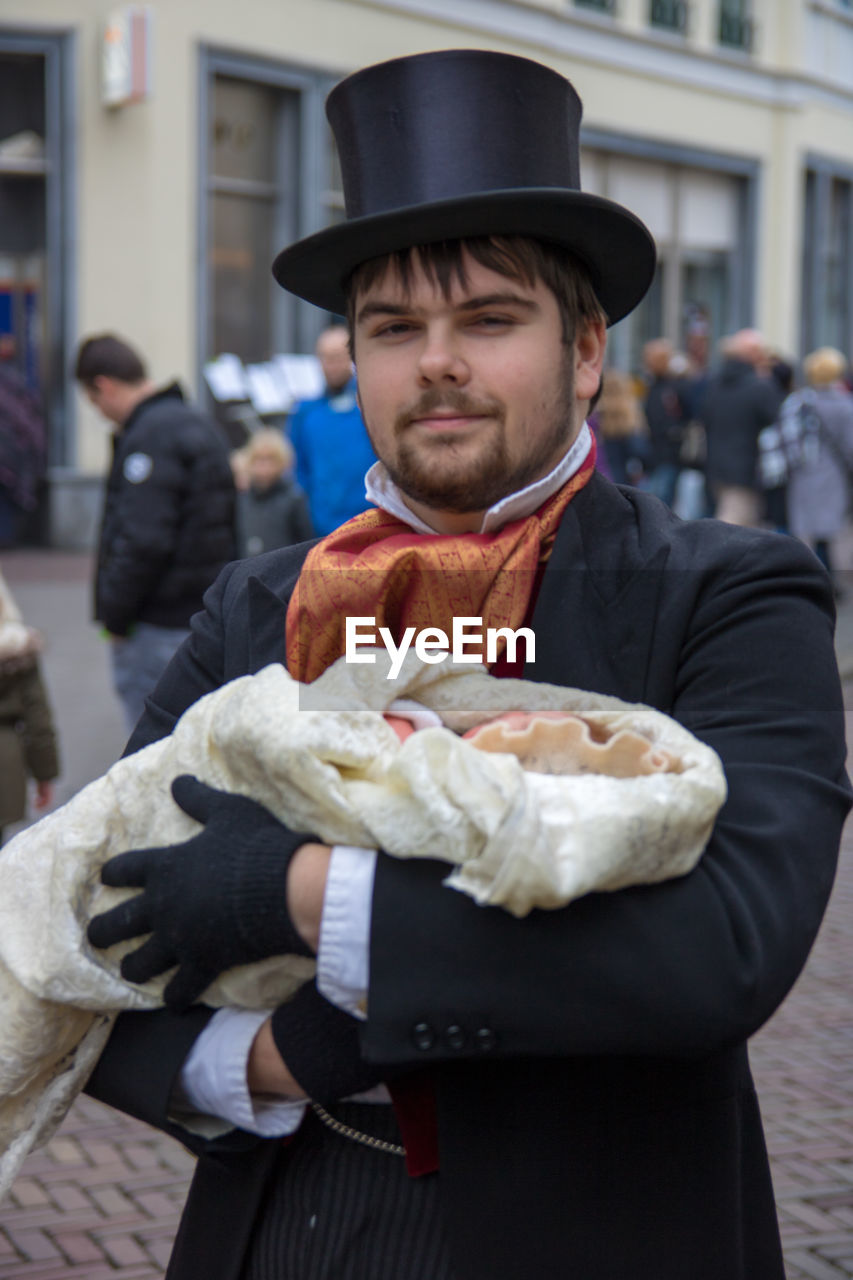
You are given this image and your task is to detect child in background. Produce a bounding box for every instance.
[0,570,59,843]
[235,429,314,558]
[592,367,652,487]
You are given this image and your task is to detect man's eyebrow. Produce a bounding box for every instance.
[355,301,411,325]
[457,292,539,313]
[356,292,539,326]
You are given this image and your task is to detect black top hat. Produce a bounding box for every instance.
[272,49,656,324]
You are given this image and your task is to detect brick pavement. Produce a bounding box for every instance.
[0,1095,195,1278]
[2,549,853,1276]
[749,687,853,1279]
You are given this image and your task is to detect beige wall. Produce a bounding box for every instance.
[5,0,853,473]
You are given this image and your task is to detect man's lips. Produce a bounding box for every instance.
[408,411,491,430]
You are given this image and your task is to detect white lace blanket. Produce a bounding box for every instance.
[0,651,726,1196]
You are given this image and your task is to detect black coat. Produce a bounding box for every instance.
[644,374,689,469]
[95,383,236,635]
[86,475,851,1279]
[700,358,782,490]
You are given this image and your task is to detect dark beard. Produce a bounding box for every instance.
[370,359,576,514]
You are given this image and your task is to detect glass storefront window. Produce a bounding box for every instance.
[210,192,276,363]
[210,76,277,185]
[608,263,665,376]
[803,169,852,355]
[323,128,346,228]
[824,179,851,351]
[207,75,290,366]
[682,253,730,353]
[585,148,744,373]
[0,53,46,395]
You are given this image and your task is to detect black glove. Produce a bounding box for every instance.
[87,774,317,1011]
[271,982,392,1105]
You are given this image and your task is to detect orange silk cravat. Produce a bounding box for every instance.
[285,437,596,685]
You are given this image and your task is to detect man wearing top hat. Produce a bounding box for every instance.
[84,49,850,1280]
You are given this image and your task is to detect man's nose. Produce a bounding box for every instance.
[416,328,470,386]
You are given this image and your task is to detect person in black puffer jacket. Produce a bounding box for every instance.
[75,333,236,731]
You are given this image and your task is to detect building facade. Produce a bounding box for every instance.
[0,0,851,545]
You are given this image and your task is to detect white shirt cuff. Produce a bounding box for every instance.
[317,844,377,1018]
[174,1007,307,1138]
[172,844,377,1137]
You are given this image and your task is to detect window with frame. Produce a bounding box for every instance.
[0,52,47,396]
[208,75,285,366]
[649,0,690,33]
[204,61,342,378]
[574,0,617,13]
[718,0,754,51]
[802,168,851,355]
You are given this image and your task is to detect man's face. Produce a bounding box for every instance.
[352,250,604,532]
[316,329,353,393]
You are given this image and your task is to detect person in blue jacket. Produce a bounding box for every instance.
[288,325,377,535]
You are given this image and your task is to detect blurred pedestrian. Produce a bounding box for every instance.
[642,339,690,505]
[781,347,853,593]
[74,334,236,732]
[235,428,314,557]
[0,335,47,548]
[592,366,651,486]
[0,569,59,843]
[288,325,377,535]
[700,329,782,526]
[229,445,251,494]
[684,304,711,380]
[756,357,795,533]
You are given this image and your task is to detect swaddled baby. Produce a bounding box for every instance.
[386,702,683,777]
[0,651,726,1196]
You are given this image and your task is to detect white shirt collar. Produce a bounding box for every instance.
[363,422,592,535]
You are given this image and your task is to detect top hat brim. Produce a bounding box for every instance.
[272,189,656,326]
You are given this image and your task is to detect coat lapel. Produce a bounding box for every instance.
[243,573,292,675]
[525,476,669,707]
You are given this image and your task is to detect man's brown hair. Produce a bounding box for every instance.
[74,334,147,387]
[345,235,607,347]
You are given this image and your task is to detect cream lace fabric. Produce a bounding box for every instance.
[0,650,726,1196]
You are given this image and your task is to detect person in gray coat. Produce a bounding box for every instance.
[235,429,314,558]
[782,347,853,590]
